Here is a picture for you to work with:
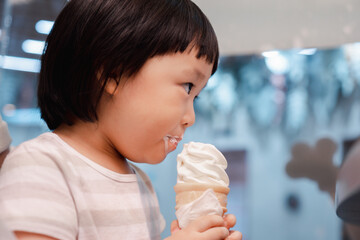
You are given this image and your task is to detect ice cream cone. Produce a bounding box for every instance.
[174,183,230,214]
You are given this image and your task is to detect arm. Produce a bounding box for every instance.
[15,231,58,240]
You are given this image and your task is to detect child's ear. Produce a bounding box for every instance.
[104,78,119,95]
[97,69,119,95]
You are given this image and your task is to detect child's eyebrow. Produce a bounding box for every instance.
[182,68,206,81]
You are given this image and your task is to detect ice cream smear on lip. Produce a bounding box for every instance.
[176,142,229,187]
[163,135,181,154]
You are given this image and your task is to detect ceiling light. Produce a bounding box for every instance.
[35,20,54,35]
[22,39,45,55]
[262,51,279,58]
[298,48,317,55]
[0,55,40,73]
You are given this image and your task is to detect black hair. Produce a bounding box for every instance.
[38,0,219,130]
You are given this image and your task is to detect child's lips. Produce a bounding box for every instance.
[165,135,182,153]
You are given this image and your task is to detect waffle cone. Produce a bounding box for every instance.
[174,183,230,214]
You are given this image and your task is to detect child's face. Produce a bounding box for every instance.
[98,48,213,164]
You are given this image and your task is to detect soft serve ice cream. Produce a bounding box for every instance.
[174,142,230,228]
[176,142,229,187]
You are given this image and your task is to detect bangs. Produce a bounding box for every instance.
[142,0,219,74]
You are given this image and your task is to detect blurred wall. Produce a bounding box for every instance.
[193,0,360,55]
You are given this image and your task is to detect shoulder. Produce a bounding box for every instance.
[10,132,63,153]
[0,132,78,193]
[3,132,71,168]
[0,132,75,188]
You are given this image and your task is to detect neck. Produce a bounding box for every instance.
[53,121,132,174]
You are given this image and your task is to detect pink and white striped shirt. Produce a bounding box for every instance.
[0,132,165,240]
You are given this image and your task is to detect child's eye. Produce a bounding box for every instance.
[183,82,194,94]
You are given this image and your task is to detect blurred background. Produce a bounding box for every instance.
[1,0,360,239]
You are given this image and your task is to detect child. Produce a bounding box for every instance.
[0,0,242,239]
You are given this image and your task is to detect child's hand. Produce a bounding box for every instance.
[166,215,228,240]
[223,214,243,240]
[167,214,242,240]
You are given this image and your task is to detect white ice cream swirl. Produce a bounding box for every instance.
[177,142,229,187]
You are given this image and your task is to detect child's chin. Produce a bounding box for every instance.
[152,157,166,165]
[142,155,166,165]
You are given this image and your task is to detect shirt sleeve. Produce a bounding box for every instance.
[0,147,78,240]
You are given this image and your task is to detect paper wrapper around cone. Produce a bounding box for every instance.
[174,183,230,214]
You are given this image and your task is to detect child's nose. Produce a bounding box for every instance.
[181,102,195,127]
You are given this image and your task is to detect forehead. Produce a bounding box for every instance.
[164,47,213,77]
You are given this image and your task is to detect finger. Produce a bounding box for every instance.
[226,230,243,240]
[170,220,180,233]
[202,227,229,240]
[190,215,225,232]
[223,214,236,229]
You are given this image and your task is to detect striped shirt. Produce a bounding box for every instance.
[0,132,165,240]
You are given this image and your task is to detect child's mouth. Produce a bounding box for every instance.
[164,135,182,154]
